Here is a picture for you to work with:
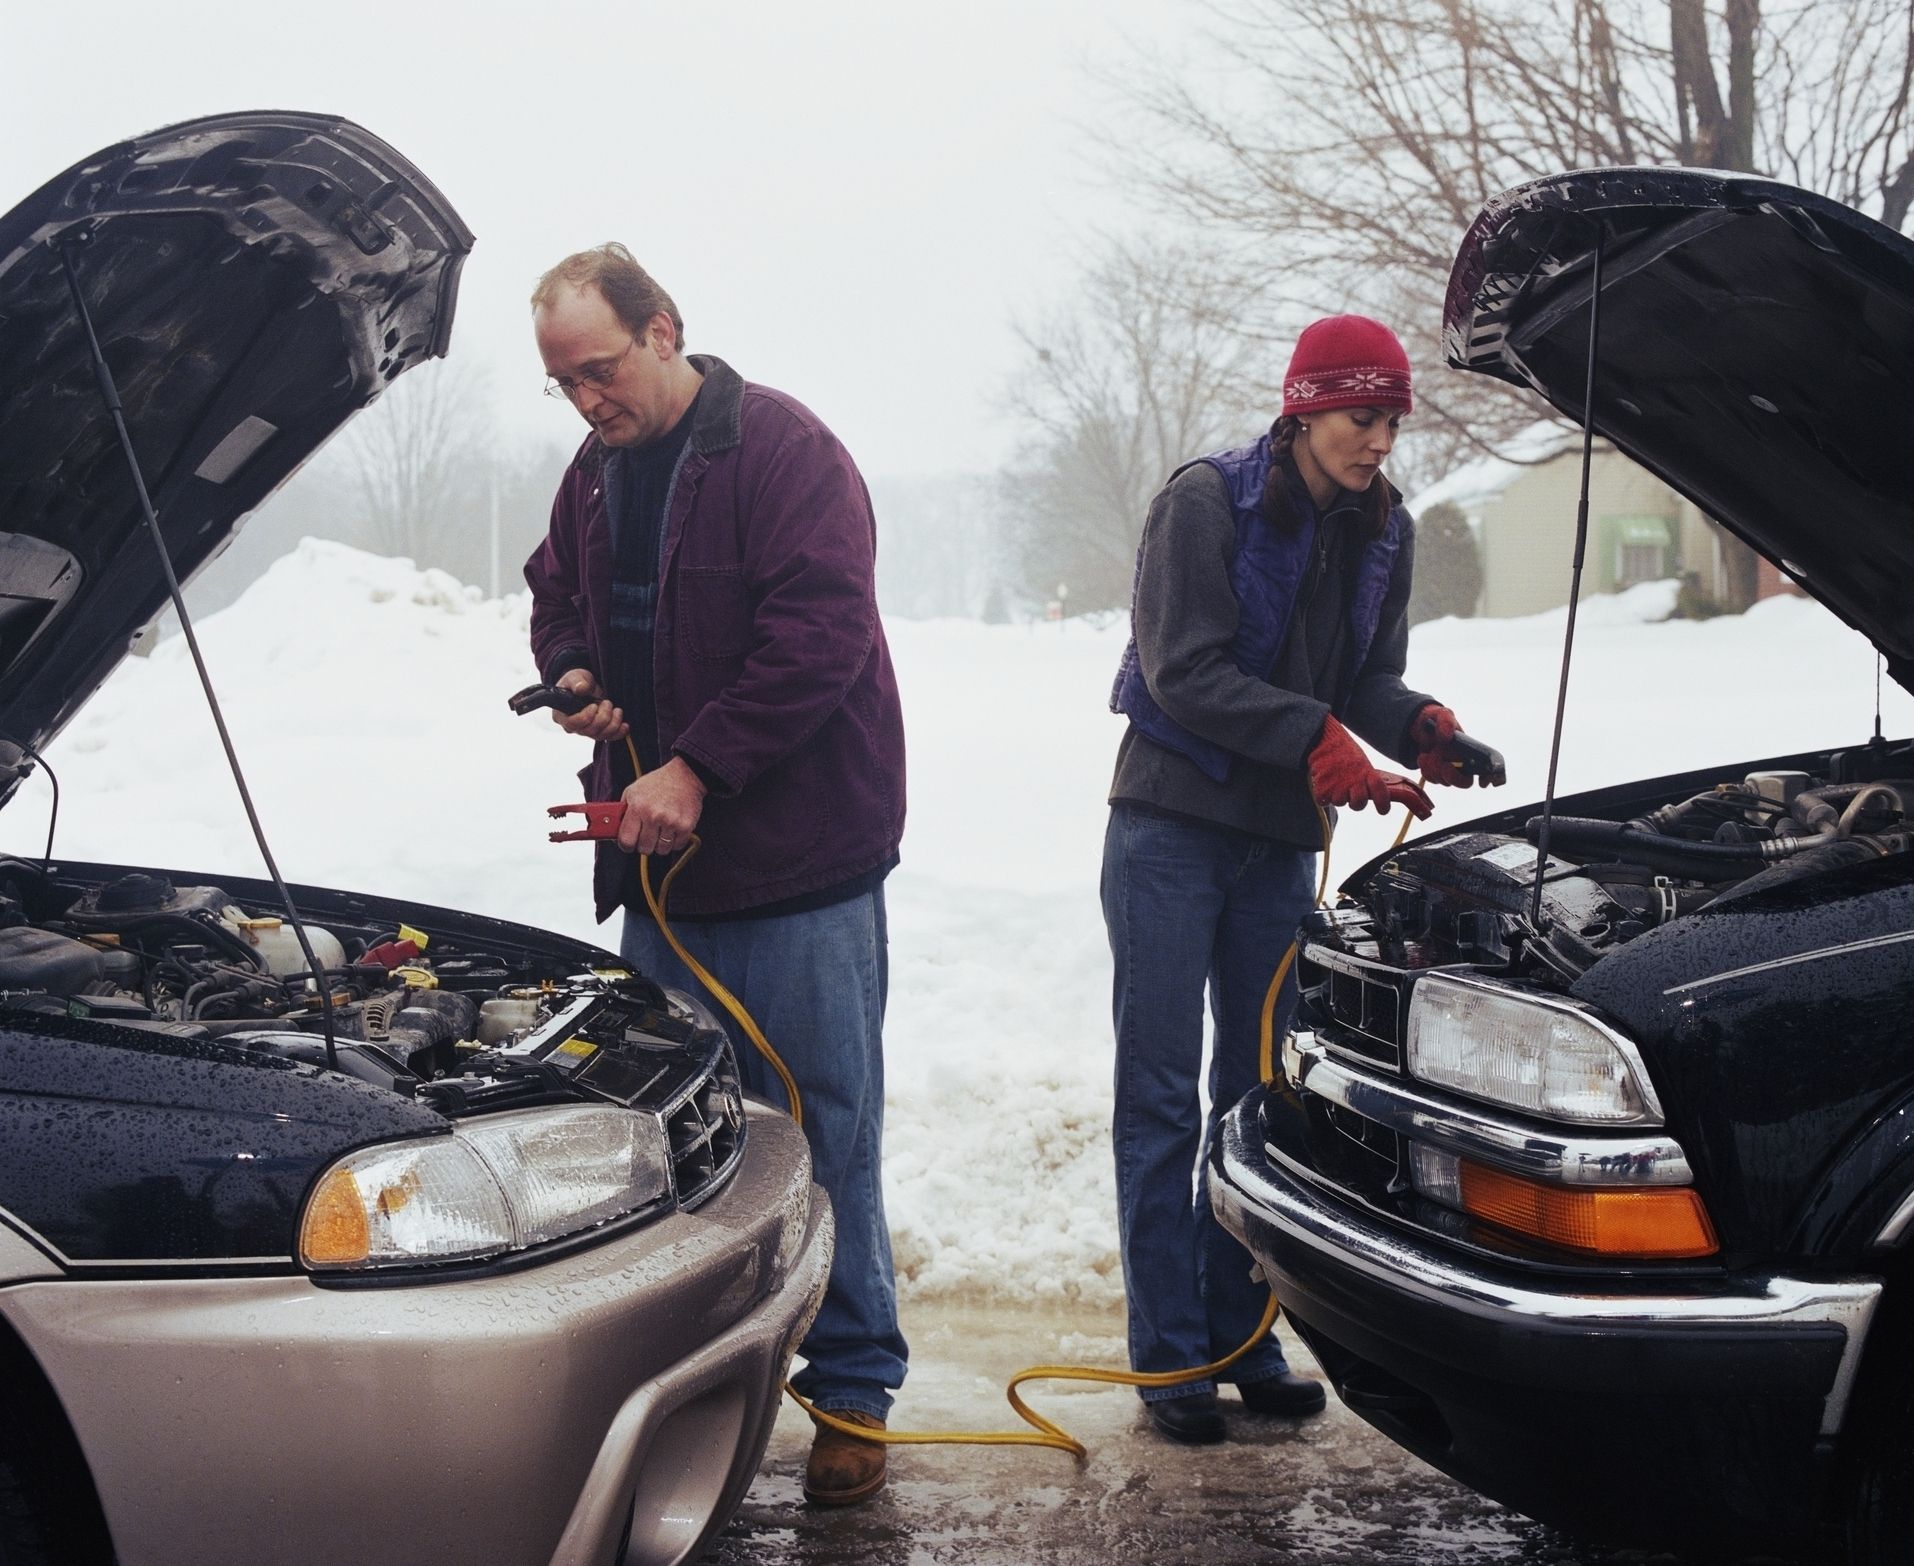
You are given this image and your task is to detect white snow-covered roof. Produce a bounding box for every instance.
[1408,420,1582,515]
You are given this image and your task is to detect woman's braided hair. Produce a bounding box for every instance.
[1261,415,1393,540]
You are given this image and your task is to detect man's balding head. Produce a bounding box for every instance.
[531,243,685,352]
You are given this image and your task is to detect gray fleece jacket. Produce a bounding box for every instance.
[1108,459,1433,850]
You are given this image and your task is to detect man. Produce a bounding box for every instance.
[523,245,908,1506]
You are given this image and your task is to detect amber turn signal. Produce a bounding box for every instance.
[301,1167,372,1265]
[1458,1158,1719,1259]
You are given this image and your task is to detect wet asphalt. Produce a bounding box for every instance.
[712,1303,1819,1566]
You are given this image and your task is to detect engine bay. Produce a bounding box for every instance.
[0,859,739,1134]
[1324,746,1914,985]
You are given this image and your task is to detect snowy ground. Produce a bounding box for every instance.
[11,541,1912,1307]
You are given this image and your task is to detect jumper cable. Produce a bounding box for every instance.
[524,688,1440,1457]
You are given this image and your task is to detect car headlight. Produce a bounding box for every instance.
[1405,972,1662,1126]
[300,1104,672,1271]
[664,985,730,1039]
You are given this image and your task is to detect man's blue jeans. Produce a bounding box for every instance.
[1101,803,1314,1402]
[621,887,908,1420]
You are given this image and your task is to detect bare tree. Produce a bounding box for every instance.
[336,359,495,565]
[1002,240,1276,611]
[1104,0,1914,514]
[1765,0,1914,223]
[870,473,1002,620]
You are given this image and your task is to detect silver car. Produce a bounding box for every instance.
[0,111,831,1566]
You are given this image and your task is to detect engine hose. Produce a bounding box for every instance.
[1629,788,1746,835]
[628,735,1402,1457]
[1837,784,1905,837]
[1526,815,1837,875]
[99,909,270,973]
[1797,783,1871,818]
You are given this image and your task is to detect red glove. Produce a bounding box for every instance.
[1411,703,1472,787]
[1307,716,1433,819]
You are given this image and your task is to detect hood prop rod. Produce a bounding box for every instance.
[1529,230,1606,931]
[57,236,339,1071]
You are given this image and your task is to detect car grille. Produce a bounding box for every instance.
[1299,944,1406,1070]
[666,1060,746,1209]
[1323,1096,1399,1168]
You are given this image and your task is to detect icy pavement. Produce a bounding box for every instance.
[713,1303,1816,1565]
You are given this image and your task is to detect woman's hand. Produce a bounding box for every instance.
[1308,716,1432,819]
[1410,704,1471,787]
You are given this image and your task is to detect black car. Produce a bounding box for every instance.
[1212,168,1914,1560]
[0,114,830,1566]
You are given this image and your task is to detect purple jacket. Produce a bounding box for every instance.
[525,356,906,922]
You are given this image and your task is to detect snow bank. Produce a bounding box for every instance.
[37,540,604,945]
[10,541,1912,1308]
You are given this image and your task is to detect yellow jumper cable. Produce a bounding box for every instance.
[625,729,1424,1457]
[1255,796,1418,1084]
[623,735,805,1127]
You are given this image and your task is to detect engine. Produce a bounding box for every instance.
[0,862,722,1108]
[1331,767,1914,985]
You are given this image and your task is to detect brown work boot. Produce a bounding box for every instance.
[803,1409,888,1506]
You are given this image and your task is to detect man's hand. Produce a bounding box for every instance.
[551,669,630,743]
[617,756,708,855]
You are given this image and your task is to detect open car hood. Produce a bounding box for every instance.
[0,111,473,773]
[1444,167,1914,690]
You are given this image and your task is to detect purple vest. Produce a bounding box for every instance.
[1109,436,1408,783]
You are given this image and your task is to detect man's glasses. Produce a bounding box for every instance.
[543,337,636,399]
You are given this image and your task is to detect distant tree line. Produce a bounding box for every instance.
[329,361,574,595]
[214,0,1914,633]
[998,0,1914,618]
[180,360,577,622]
[1000,242,1273,616]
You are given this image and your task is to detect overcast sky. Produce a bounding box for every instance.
[5,0,1199,480]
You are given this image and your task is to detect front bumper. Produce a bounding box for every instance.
[1211,1092,1881,1552]
[1,1104,831,1566]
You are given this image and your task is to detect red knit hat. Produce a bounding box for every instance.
[1282,315,1414,417]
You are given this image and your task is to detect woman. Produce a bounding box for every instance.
[1102,315,1486,1444]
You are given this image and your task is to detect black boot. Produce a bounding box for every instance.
[1146,1391,1227,1444]
[1235,1370,1327,1416]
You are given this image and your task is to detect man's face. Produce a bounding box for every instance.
[535,284,677,448]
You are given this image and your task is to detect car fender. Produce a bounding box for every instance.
[0,1215,61,1285]
[1792,1087,1914,1259]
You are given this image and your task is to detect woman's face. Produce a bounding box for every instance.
[1297,405,1405,493]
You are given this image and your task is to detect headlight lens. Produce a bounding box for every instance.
[1405,973,1661,1125]
[664,985,730,1039]
[302,1139,511,1267]
[301,1105,672,1270]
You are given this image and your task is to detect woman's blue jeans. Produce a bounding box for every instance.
[1101,803,1314,1402]
[621,888,907,1421]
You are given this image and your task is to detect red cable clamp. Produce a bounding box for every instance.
[548,802,626,842]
